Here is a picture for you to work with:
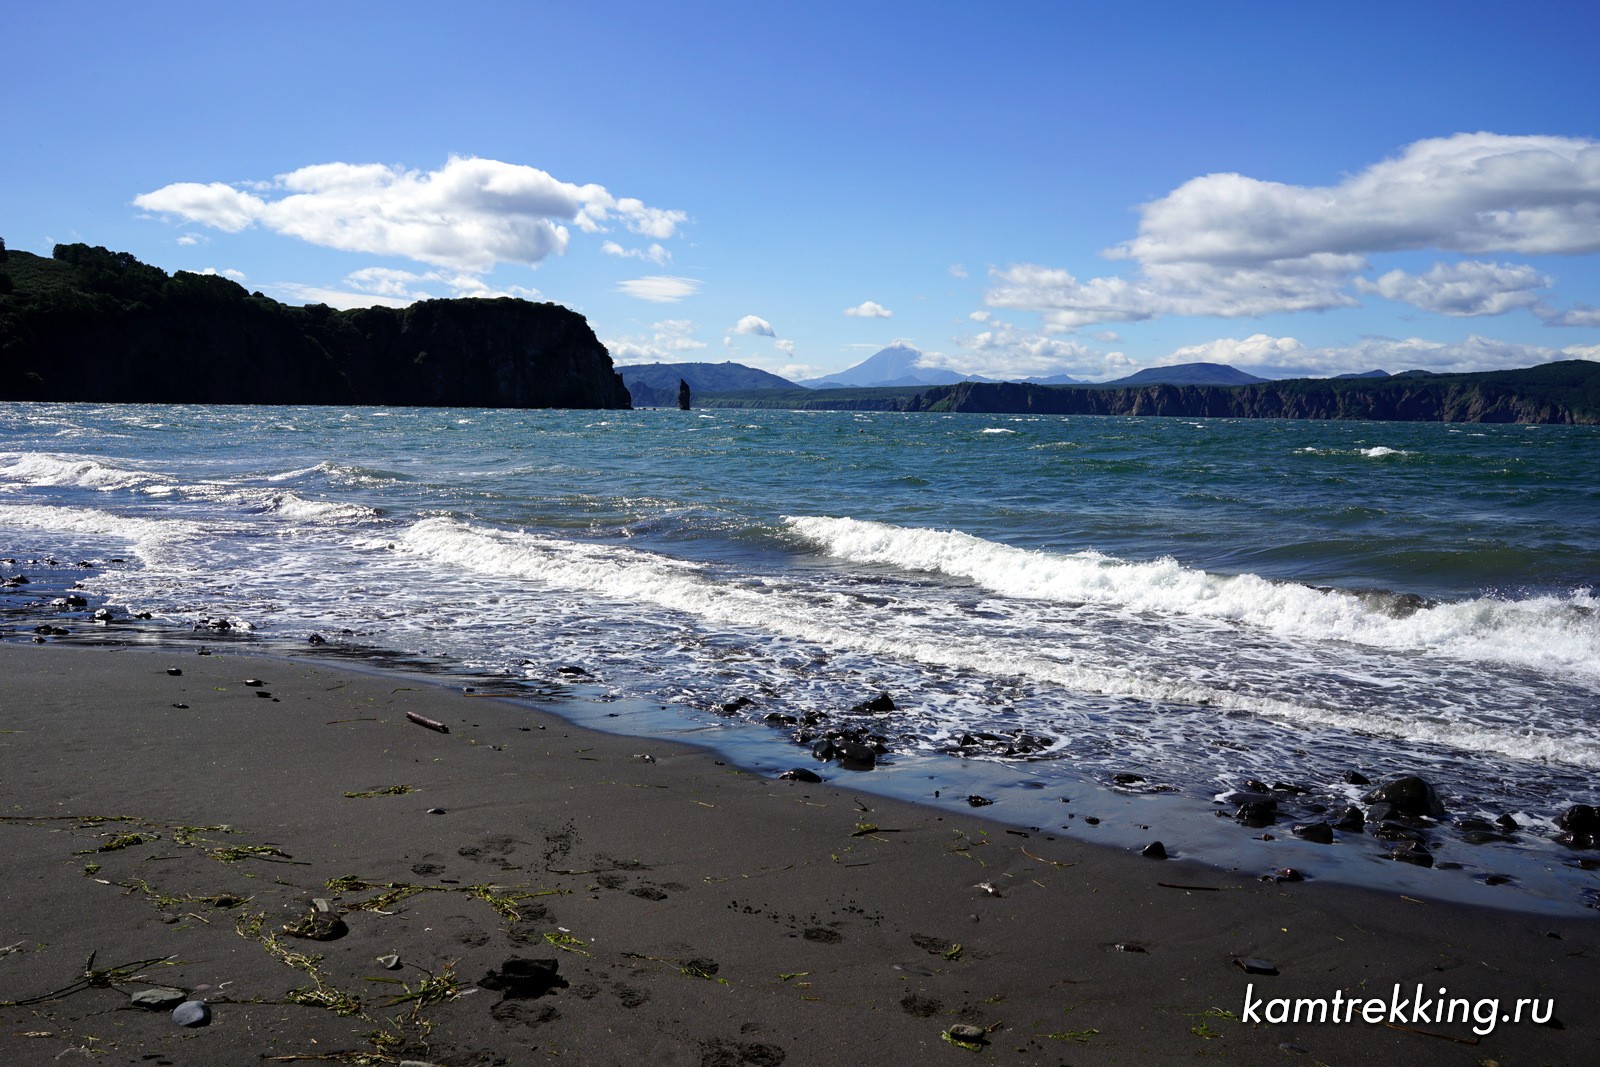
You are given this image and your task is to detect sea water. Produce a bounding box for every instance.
[2,403,1598,910]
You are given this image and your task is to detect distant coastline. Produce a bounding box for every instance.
[700,361,1600,425]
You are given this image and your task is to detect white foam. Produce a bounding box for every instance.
[0,503,209,564]
[981,428,1018,434]
[784,516,1600,683]
[392,517,1600,769]
[0,451,167,493]
[260,493,379,523]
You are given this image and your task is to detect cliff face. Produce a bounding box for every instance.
[908,364,1600,425]
[0,245,630,409]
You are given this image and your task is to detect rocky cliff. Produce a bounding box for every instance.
[0,244,631,409]
[905,362,1600,424]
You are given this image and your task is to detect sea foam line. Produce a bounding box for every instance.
[393,517,1600,768]
[783,515,1600,682]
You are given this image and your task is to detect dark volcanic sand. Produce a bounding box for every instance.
[0,644,1594,1065]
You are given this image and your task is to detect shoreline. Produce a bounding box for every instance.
[1,641,1595,1065]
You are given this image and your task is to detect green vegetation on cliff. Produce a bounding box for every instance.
[0,244,631,409]
[705,362,1600,424]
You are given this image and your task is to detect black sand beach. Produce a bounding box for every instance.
[1,643,1594,1066]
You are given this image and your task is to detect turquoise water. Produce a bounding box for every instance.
[3,403,1599,908]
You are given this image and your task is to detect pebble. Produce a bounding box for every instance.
[130,987,186,1010]
[171,1000,211,1027]
[1140,841,1167,859]
[427,808,446,815]
[1235,957,1279,975]
[377,953,402,970]
[166,668,182,676]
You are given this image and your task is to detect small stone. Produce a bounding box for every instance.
[966,795,994,807]
[166,667,182,676]
[427,808,447,815]
[254,690,273,698]
[130,987,187,1010]
[171,1000,211,1027]
[945,1023,987,1044]
[307,633,327,645]
[1235,957,1279,975]
[1363,775,1445,818]
[852,692,895,713]
[777,768,822,783]
[243,678,264,687]
[377,953,402,970]
[1112,772,1145,785]
[1141,841,1167,859]
[1292,822,1335,844]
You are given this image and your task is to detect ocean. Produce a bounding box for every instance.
[3,402,1598,911]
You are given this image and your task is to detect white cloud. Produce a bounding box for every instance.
[601,240,671,265]
[732,314,775,337]
[948,263,969,279]
[844,300,893,318]
[176,233,206,247]
[1539,303,1600,327]
[1355,260,1549,316]
[606,319,708,363]
[1165,333,1310,368]
[987,133,1600,327]
[273,266,541,309]
[616,276,701,303]
[195,266,248,282]
[950,317,1130,379]
[774,339,795,356]
[135,156,684,273]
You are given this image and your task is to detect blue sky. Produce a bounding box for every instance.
[4,2,1597,382]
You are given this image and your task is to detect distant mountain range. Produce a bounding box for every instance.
[619,361,797,406]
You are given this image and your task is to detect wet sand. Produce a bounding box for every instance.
[0,643,1594,1065]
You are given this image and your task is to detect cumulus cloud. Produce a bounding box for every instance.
[135,156,685,273]
[1539,303,1600,327]
[606,319,708,363]
[1355,260,1550,316]
[986,133,1600,327]
[616,276,701,303]
[775,339,796,356]
[951,316,1131,379]
[731,314,775,337]
[602,240,671,265]
[273,266,541,309]
[948,264,969,279]
[844,300,893,318]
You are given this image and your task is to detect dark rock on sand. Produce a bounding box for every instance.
[1555,804,1600,848]
[1234,957,1279,975]
[777,768,823,783]
[810,738,836,761]
[1390,841,1435,867]
[1364,775,1445,818]
[1141,841,1167,859]
[966,795,994,807]
[1235,799,1278,827]
[1292,822,1335,844]
[130,987,187,1010]
[1332,806,1365,832]
[1343,770,1371,786]
[852,692,895,713]
[835,741,877,770]
[480,958,566,999]
[171,1000,210,1027]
